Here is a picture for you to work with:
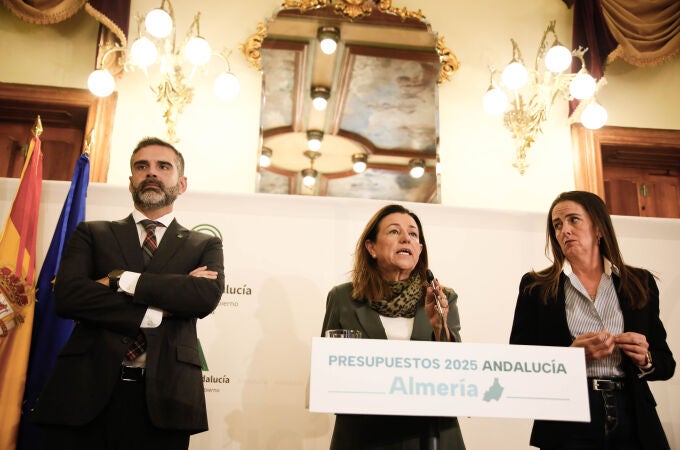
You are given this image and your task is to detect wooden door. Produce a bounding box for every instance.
[0,119,84,180]
[0,82,116,182]
[571,125,680,219]
[603,166,680,218]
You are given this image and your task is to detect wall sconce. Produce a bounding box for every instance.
[409,159,426,179]
[87,0,240,142]
[259,147,272,168]
[213,51,240,100]
[482,20,606,174]
[302,150,321,187]
[352,153,368,173]
[317,26,340,55]
[311,86,331,111]
[307,129,324,151]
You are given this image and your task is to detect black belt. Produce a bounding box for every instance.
[120,365,146,382]
[589,378,624,391]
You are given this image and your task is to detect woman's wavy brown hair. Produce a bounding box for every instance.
[525,191,651,308]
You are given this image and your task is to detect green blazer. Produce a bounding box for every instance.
[321,281,466,450]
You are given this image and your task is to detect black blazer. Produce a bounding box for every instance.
[32,215,225,433]
[321,282,466,450]
[510,270,675,450]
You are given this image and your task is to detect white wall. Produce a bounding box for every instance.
[1,0,679,210]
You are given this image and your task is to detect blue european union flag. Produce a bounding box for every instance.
[18,153,90,450]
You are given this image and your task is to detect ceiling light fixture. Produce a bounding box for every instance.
[482,20,606,174]
[86,0,239,142]
[306,129,324,151]
[301,150,321,187]
[311,86,331,111]
[352,153,368,173]
[259,147,272,168]
[408,159,426,179]
[317,26,340,55]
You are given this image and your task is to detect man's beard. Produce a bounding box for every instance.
[131,179,180,210]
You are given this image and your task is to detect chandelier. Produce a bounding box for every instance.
[483,20,607,174]
[87,0,240,142]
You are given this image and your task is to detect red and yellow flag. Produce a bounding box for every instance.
[0,132,43,450]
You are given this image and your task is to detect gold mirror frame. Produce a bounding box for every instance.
[242,0,460,82]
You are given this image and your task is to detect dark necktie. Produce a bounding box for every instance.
[126,219,163,361]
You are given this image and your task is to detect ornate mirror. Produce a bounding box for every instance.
[242,0,459,202]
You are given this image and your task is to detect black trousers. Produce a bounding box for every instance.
[542,386,642,450]
[39,375,190,450]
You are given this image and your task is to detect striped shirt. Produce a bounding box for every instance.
[563,259,625,378]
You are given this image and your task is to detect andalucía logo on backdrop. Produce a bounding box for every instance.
[197,338,231,393]
[192,223,254,309]
[192,223,223,240]
[192,224,232,392]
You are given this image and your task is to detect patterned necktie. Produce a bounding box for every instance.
[141,219,162,268]
[126,219,163,361]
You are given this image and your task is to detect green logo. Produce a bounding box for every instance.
[192,224,223,240]
[483,377,504,402]
[198,338,209,371]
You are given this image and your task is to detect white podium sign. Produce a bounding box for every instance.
[309,338,589,421]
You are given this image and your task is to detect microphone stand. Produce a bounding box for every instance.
[427,420,440,450]
[425,270,446,450]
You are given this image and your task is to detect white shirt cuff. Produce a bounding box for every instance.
[118,272,163,328]
[141,307,163,328]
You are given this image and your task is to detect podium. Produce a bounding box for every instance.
[309,338,590,422]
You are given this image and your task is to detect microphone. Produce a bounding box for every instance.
[426,269,447,342]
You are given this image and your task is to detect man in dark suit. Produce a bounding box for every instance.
[32,137,225,450]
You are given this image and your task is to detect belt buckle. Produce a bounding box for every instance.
[591,379,608,391]
[591,379,620,391]
[120,366,145,382]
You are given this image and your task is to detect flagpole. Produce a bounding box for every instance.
[32,115,43,138]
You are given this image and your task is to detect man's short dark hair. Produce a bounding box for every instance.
[130,137,185,177]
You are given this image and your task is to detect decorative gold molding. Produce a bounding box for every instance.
[436,36,460,83]
[241,1,458,83]
[377,0,424,21]
[282,0,330,14]
[240,22,267,71]
[334,0,374,19]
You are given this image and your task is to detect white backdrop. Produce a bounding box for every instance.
[1,178,678,450]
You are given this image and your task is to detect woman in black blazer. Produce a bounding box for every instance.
[510,191,675,450]
[321,204,465,450]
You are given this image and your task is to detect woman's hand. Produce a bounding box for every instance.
[615,332,650,367]
[425,277,451,341]
[571,329,615,361]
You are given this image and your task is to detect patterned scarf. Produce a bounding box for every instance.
[369,272,424,318]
